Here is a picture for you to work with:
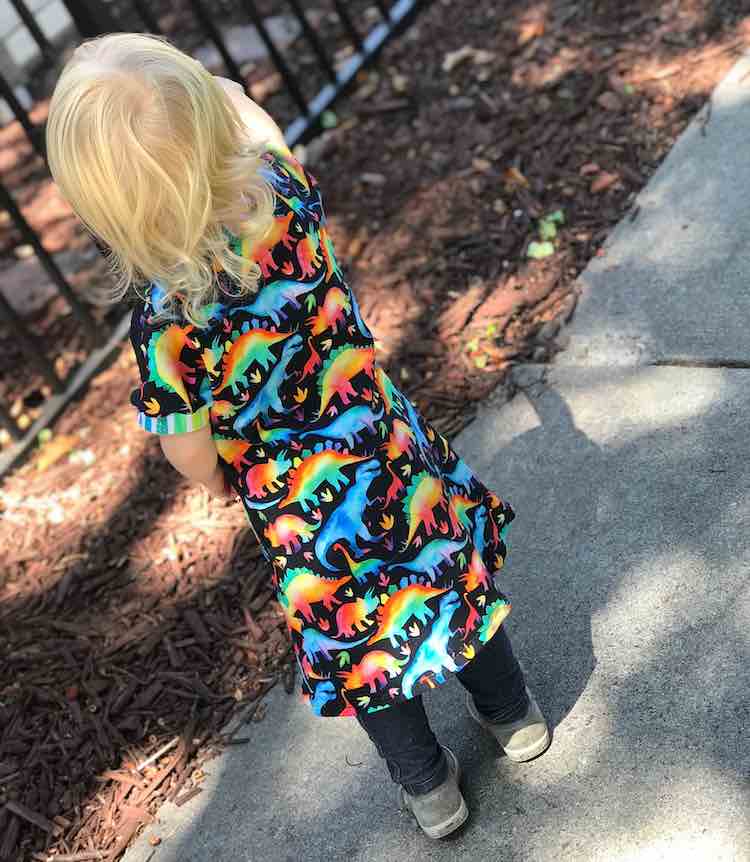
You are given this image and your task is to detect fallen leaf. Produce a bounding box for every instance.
[320,110,338,129]
[591,172,620,194]
[518,18,545,46]
[527,241,555,259]
[391,72,409,93]
[538,219,557,241]
[442,45,496,73]
[36,434,78,471]
[503,166,529,190]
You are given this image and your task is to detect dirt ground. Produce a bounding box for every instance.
[1,1,749,859]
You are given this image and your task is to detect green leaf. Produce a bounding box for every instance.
[485,322,497,337]
[527,241,555,259]
[37,428,52,444]
[338,651,350,668]
[321,110,338,129]
[547,209,565,224]
[538,219,557,241]
[465,337,480,353]
[305,293,317,312]
[474,354,488,369]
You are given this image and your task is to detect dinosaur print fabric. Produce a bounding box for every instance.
[129,148,515,717]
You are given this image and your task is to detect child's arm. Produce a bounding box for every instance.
[214,76,290,155]
[159,425,232,498]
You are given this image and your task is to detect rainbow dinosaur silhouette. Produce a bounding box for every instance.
[366,583,448,648]
[317,346,376,417]
[216,328,291,395]
[146,324,200,409]
[279,450,369,512]
[402,472,445,547]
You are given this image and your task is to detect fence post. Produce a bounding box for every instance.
[58,1,118,38]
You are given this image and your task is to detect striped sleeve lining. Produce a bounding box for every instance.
[136,404,210,435]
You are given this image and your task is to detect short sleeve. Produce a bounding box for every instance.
[128,295,212,435]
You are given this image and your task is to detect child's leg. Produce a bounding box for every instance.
[457,626,551,762]
[456,626,530,722]
[356,695,449,796]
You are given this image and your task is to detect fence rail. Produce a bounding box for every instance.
[0,0,427,477]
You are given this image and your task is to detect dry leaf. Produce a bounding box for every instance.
[442,46,496,73]
[518,18,545,46]
[591,172,620,194]
[36,434,78,472]
[503,166,530,190]
[579,162,600,176]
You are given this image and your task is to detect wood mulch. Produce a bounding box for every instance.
[1,0,749,859]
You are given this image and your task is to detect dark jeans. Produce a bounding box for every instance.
[356,627,528,796]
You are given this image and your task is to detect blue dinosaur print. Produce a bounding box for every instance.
[233,334,303,431]
[310,679,337,715]
[472,506,487,557]
[300,404,384,448]
[301,628,368,663]
[401,591,461,699]
[315,459,382,571]
[445,457,475,493]
[389,537,468,584]
[230,274,324,326]
[399,395,440,473]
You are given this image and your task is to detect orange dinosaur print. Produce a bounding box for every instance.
[251,211,296,278]
[280,567,352,623]
[215,438,253,471]
[384,418,416,461]
[338,650,407,693]
[306,286,349,336]
[461,549,492,593]
[264,514,320,554]
[335,589,380,637]
[296,228,323,278]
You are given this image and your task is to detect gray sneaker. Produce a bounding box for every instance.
[466,686,551,762]
[399,746,469,839]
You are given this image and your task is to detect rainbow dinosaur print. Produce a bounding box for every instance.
[402,472,445,547]
[317,346,376,417]
[216,329,291,395]
[280,450,370,512]
[146,324,199,410]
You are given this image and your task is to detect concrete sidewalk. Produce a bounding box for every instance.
[124,55,750,862]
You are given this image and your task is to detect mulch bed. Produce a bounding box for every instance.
[1,0,749,859]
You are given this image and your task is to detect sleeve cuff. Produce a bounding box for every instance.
[136,404,210,435]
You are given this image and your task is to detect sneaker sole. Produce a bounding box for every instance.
[400,752,470,839]
[466,693,551,763]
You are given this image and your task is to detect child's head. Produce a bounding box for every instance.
[46,32,275,325]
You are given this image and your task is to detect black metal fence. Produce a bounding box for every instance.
[0,0,427,476]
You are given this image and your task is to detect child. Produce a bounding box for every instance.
[46,32,550,840]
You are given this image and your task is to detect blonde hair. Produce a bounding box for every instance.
[45,32,276,327]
